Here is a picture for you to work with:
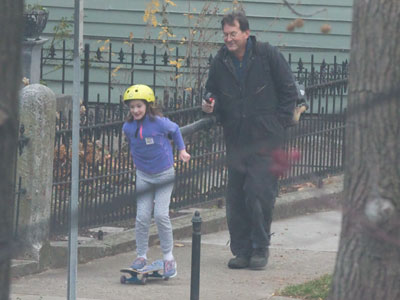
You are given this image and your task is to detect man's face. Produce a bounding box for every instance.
[223,20,250,57]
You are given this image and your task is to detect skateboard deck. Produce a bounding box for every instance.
[120,259,167,285]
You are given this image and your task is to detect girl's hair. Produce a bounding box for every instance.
[125,99,163,122]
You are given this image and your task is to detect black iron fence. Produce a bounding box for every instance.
[49,40,349,235]
[40,40,349,106]
[282,54,348,185]
[51,86,346,235]
[51,91,219,235]
[41,40,214,106]
[282,80,347,186]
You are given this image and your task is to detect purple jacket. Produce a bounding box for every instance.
[123,115,185,174]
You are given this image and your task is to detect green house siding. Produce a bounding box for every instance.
[27,0,352,101]
[32,0,352,47]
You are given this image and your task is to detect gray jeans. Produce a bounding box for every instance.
[135,167,175,257]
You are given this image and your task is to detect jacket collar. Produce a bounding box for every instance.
[134,114,149,124]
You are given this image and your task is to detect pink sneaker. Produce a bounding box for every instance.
[163,259,177,278]
[130,257,146,270]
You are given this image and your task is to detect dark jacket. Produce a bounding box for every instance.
[205,36,297,154]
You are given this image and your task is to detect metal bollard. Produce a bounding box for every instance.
[190,211,202,300]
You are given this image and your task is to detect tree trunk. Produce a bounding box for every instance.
[329,1,400,300]
[0,1,23,299]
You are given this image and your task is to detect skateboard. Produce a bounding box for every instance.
[120,259,168,285]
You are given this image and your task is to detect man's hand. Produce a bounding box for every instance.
[202,98,215,113]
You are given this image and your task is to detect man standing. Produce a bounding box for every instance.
[202,11,297,270]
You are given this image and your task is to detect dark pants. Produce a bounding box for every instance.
[226,151,278,257]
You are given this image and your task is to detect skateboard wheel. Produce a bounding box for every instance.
[120,275,127,284]
[163,276,169,281]
[140,276,147,285]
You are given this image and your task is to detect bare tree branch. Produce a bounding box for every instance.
[282,0,327,17]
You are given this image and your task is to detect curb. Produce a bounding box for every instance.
[11,260,38,278]
[11,175,343,277]
[270,297,302,300]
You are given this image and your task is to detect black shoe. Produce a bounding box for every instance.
[228,255,250,269]
[249,248,269,270]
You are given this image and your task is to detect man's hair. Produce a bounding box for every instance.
[221,11,249,32]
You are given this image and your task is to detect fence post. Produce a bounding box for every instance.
[83,43,90,106]
[190,211,202,300]
[22,38,48,84]
[153,45,156,93]
[17,84,56,264]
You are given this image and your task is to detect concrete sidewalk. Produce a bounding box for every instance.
[10,175,343,300]
[10,210,341,300]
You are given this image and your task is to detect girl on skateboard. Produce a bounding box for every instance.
[122,84,191,278]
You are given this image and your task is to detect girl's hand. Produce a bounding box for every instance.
[179,149,191,163]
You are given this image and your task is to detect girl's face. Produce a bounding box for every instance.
[128,100,147,120]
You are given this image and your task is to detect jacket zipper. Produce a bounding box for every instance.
[254,84,267,95]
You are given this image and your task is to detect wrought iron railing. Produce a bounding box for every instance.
[48,40,349,235]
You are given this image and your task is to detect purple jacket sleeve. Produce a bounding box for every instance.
[162,117,185,150]
[122,122,130,142]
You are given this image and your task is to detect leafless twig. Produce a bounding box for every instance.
[282,0,327,17]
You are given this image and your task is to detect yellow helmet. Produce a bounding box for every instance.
[123,84,155,103]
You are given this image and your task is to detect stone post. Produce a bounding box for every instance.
[21,38,48,84]
[17,84,56,262]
